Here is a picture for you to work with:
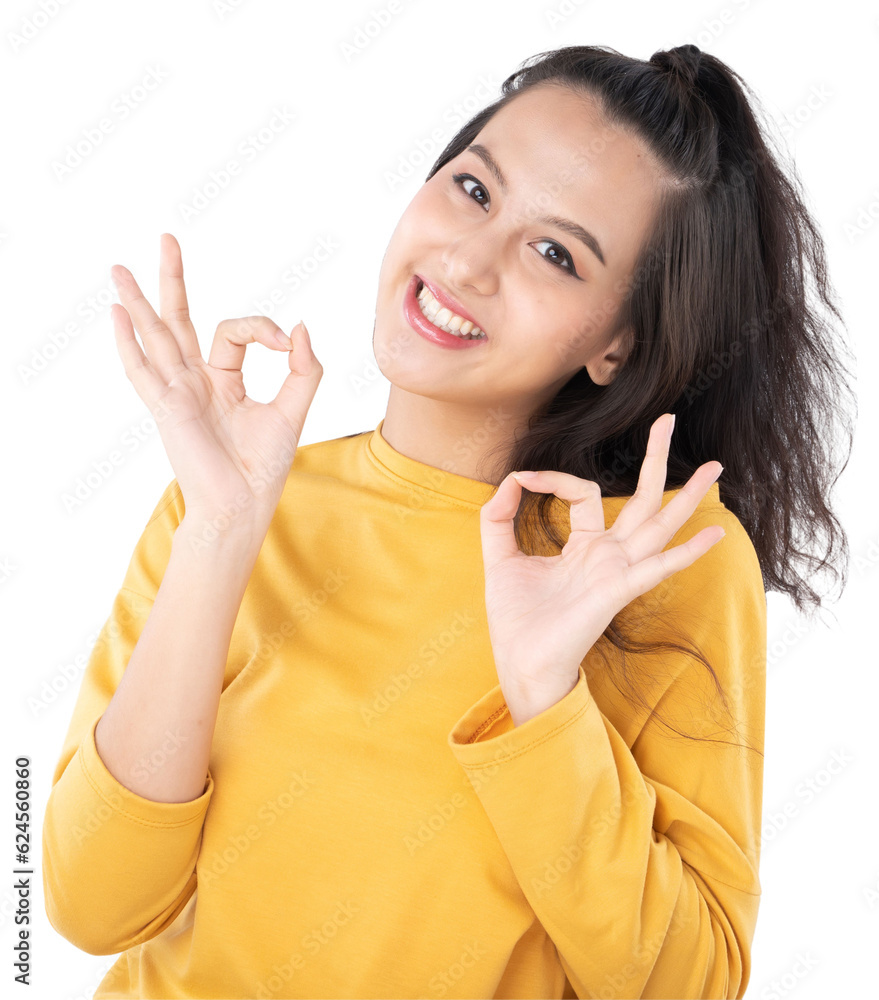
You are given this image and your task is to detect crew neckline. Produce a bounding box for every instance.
[367,419,497,507]
[365,418,722,515]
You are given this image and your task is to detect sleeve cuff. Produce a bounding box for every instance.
[79,715,215,826]
[447,663,591,769]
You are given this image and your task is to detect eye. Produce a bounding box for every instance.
[530,240,577,274]
[451,172,580,277]
[452,173,490,210]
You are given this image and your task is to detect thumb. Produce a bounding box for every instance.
[480,473,525,566]
[269,320,323,432]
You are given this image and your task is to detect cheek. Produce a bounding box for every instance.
[387,197,442,258]
[526,306,599,371]
[515,294,581,346]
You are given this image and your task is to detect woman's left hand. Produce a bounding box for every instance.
[479,413,725,726]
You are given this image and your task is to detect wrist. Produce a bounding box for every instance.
[500,671,580,727]
[175,514,267,563]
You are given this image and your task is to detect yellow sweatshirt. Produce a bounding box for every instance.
[42,419,766,1000]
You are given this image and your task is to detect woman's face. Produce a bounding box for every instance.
[373,82,666,417]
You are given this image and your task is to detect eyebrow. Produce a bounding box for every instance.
[464,143,607,268]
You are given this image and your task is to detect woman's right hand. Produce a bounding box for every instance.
[110,233,324,547]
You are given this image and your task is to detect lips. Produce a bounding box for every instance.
[415,273,484,334]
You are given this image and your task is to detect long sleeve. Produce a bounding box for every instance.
[41,478,216,956]
[448,503,766,1000]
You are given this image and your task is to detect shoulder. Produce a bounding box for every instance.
[602,480,761,591]
[664,487,763,602]
[289,428,372,477]
[597,484,767,741]
[608,480,766,641]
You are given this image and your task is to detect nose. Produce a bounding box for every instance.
[439,228,501,298]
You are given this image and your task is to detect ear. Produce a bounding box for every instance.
[584,328,629,386]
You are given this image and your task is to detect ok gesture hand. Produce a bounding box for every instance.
[111,234,323,546]
[479,414,725,726]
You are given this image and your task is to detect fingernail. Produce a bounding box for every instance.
[667,413,676,439]
[275,330,292,348]
[513,471,538,479]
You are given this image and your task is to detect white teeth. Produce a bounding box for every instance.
[416,283,485,339]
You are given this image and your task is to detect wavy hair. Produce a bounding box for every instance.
[422,44,856,750]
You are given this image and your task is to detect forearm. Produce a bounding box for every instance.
[94,519,262,803]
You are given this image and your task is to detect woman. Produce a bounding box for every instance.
[42,43,853,999]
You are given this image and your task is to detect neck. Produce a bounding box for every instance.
[381,387,532,485]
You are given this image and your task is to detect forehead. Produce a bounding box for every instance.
[473,83,665,271]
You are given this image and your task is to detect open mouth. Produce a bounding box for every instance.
[413,275,487,341]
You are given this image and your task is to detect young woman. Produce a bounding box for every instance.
[42,44,853,999]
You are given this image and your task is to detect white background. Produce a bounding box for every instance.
[2,1,875,998]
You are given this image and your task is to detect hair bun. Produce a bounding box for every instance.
[649,44,704,89]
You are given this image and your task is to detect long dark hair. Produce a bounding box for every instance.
[423,44,856,750]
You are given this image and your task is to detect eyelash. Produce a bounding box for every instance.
[450,172,579,277]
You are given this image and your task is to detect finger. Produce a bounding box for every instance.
[622,523,726,600]
[610,413,674,541]
[510,470,605,535]
[268,321,324,436]
[620,460,724,565]
[207,315,294,371]
[479,473,526,565]
[110,263,186,383]
[110,303,168,404]
[158,233,202,363]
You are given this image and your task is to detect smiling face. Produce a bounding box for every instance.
[373,81,668,418]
